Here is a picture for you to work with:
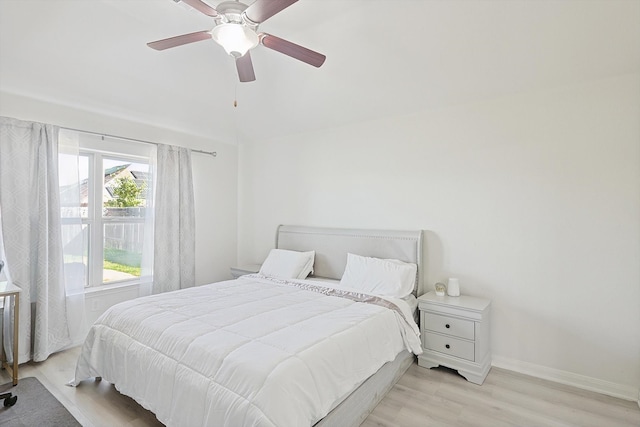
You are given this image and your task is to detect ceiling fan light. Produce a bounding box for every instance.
[211,24,259,57]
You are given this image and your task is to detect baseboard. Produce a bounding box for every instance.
[492,355,639,403]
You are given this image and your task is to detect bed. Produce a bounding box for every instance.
[72,225,425,426]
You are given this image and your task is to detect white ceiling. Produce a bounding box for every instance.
[1,0,639,145]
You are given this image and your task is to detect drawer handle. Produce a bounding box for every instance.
[445,324,450,328]
[445,344,450,349]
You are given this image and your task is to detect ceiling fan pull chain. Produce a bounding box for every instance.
[234,82,238,108]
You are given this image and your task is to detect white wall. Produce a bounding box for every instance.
[0,91,239,322]
[238,74,640,400]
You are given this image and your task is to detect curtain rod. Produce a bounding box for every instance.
[60,126,217,157]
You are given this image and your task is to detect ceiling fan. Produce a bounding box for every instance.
[147,0,326,82]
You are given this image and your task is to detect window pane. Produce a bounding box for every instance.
[59,154,89,219]
[62,223,89,287]
[103,223,144,283]
[103,159,149,218]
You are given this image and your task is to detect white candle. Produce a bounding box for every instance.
[447,278,460,296]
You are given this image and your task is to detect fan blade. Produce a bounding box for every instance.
[260,33,326,68]
[181,0,218,17]
[244,0,298,24]
[236,52,256,82]
[147,31,212,51]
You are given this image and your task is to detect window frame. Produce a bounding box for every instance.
[80,148,150,288]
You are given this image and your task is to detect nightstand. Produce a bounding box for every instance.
[0,281,20,386]
[230,264,261,279]
[417,291,491,385]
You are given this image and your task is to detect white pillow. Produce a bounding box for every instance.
[259,249,315,280]
[340,253,417,298]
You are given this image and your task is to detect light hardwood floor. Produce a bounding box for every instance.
[1,347,638,427]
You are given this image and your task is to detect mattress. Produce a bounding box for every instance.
[72,275,421,427]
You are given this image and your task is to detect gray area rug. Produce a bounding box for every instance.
[0,377,81,426]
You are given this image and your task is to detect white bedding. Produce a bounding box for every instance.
[73,275,421,427]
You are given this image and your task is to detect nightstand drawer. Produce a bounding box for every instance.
[423,312,475,340]
[423,332,475,361]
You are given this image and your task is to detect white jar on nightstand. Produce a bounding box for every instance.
[417,291,491,385]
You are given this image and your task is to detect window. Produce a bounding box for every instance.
[59,132,153,288]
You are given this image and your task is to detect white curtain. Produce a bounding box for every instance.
[139,144,157,297]
[57,130,88,345]
[0,116,84,362]
[153,144,195,294]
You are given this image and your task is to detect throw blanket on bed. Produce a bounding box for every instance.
[72,276,421,427]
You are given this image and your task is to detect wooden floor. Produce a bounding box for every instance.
[363,364,640,427]
[1,346,638,427]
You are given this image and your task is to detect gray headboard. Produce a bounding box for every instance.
[276,225,425,296]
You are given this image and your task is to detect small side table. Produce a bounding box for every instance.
[230,264,261,279]
[417,291,491,385]
[0,281,20,386]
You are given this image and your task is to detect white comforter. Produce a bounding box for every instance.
[73,275,421,427]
